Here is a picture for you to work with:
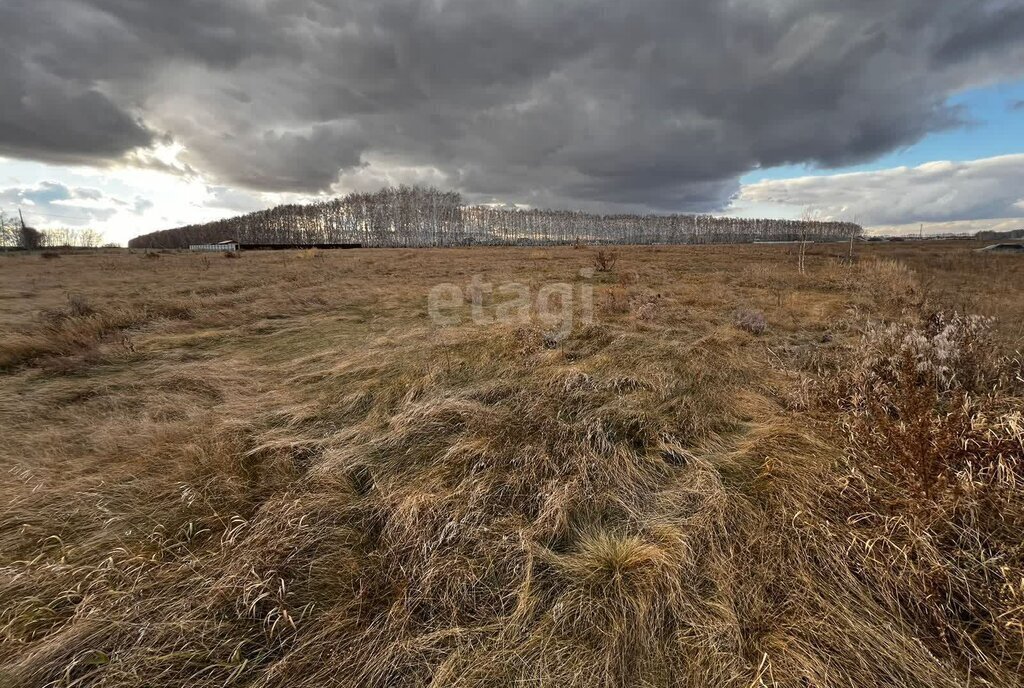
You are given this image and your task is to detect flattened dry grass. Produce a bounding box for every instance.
[0,243,1022,687]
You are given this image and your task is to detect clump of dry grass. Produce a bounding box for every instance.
[63,293,96,318]
[734,308,768,335]
[0,295,196,371]
[633,300,659,322]
[616,270,639,286]
[601,286,630,315]
[738,262,777,288]
[857,258,922,307]
[600,285,662,322]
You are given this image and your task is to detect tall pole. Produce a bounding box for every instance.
[18,208,27,250]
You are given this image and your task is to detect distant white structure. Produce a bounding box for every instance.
[189,239,239,252]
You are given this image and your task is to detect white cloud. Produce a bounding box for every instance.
[868,217,1024,237]
[737,154,1024,233]
[0,155,278,245]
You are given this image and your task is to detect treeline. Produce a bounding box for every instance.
[976,228,1024,241]
[128,186,862,249]
[0,212,107,249]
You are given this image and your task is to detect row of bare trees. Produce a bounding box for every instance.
[128,186,862,249]
[37,227,106,248]
[0,211,106,249]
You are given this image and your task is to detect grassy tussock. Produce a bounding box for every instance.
[0,295,196,372]
[0,243,1022,686]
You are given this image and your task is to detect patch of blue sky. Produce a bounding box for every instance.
[742,78,1024,184]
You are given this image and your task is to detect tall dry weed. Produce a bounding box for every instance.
[819,311,1024,675]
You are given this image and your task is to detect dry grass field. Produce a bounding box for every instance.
[1,242,1022,687]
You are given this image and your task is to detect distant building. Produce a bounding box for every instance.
[189,239,239,252]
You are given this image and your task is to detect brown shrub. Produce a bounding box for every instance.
[818,312,1024,673]
[593,249,618,273]
[836,313,1020,498]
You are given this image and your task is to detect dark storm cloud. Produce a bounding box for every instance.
[932,4,1024,65]
[3,0,1024,212]
[0,49,153,163]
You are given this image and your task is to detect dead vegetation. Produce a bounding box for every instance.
[593,249,618,273]
[0,293,196,372]
[816,311,1024,679]
[0,242,1022,687]
[733,308,768,336]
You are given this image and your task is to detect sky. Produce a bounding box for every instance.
[1,1,1023,246]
